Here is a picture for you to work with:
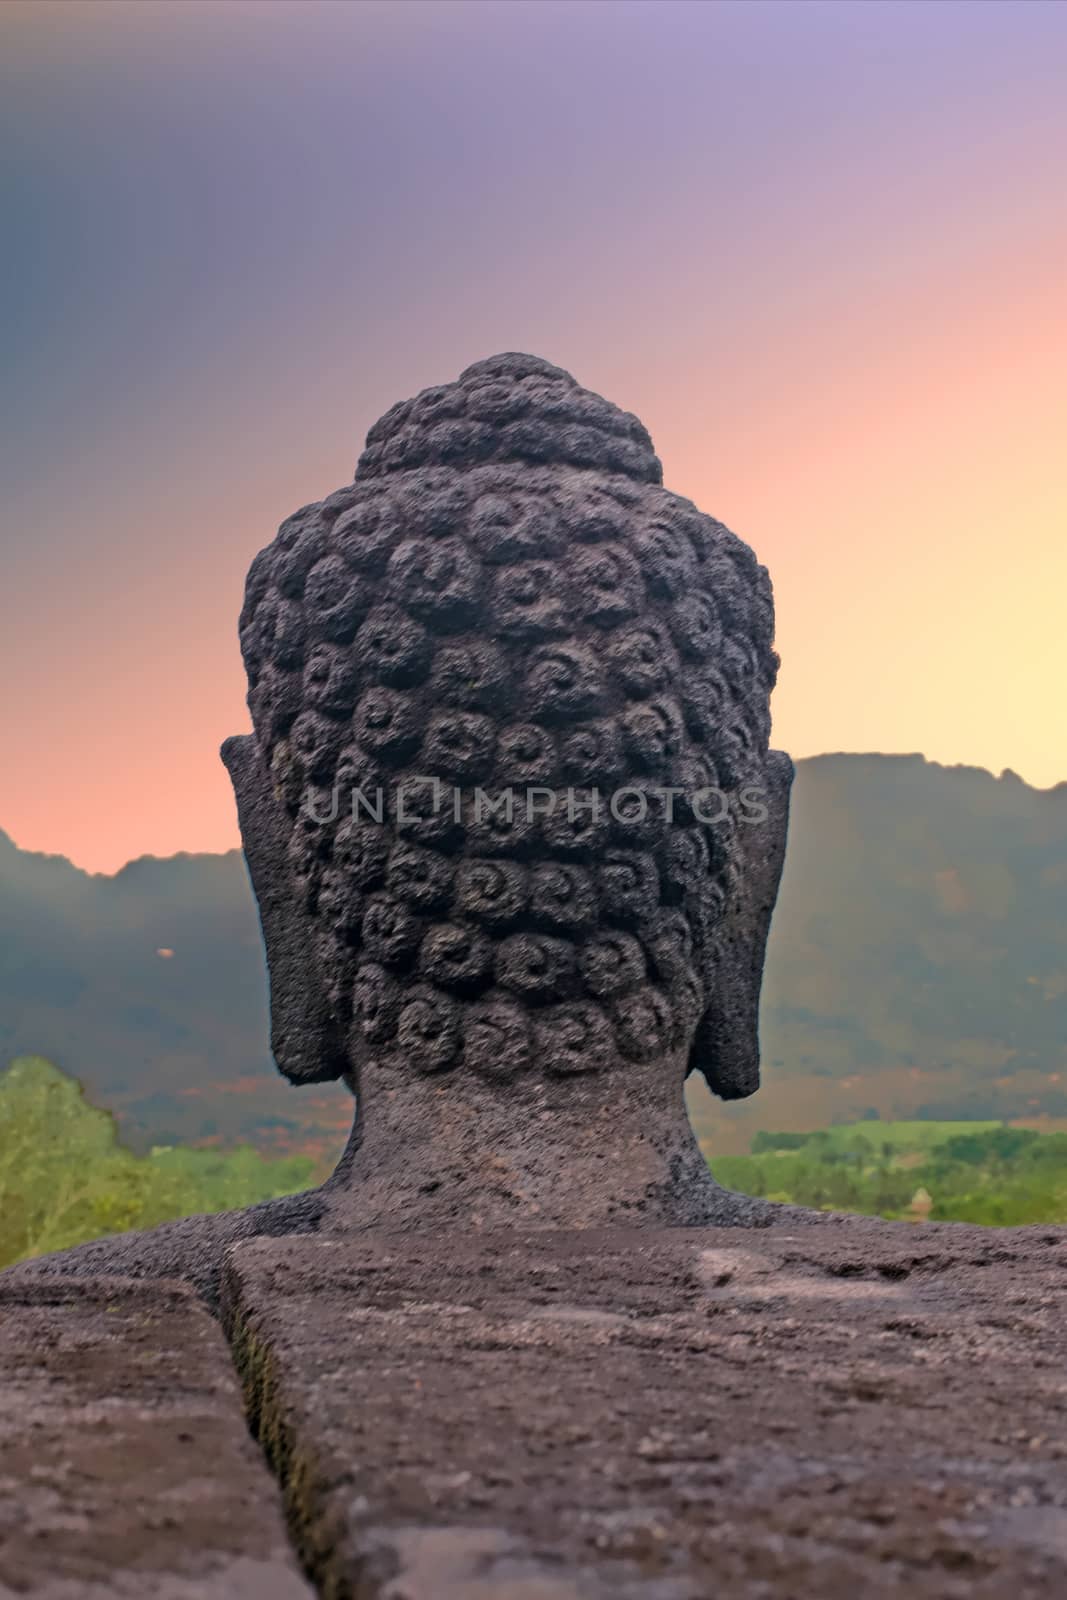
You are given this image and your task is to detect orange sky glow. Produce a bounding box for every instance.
[2,0,1064,873]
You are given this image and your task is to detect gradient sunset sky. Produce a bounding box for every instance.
[2,0,1065,874]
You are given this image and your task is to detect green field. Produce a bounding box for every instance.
[711,1120,1067,1225]
[0,1056,316,1272]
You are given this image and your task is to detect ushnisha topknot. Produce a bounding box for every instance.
[356,352,663,484]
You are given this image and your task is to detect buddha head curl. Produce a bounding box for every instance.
[224,354,791,1118]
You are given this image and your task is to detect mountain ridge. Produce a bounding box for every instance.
[2,753,1065,1158]
[5,752,1064,881]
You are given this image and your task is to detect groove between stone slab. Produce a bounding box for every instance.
[220,1257,347,1600]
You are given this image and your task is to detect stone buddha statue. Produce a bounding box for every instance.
[224,352,792,1232]
[10,354,798,1301]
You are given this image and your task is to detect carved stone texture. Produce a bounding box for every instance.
[221,353,794,1230]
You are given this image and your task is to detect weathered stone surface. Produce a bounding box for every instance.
[0,1275,313,1598]
[4,1189,330,1309]
[222,1223,1067,1599]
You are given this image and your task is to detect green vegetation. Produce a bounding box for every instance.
[0,1057,314,1271]
[714,1120,1067,1225]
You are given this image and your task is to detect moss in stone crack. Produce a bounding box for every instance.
[223,1288,356,1599]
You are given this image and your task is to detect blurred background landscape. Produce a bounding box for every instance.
[4,749,1064,1267]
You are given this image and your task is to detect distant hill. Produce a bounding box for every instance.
[696,754,1067,1152]
[2,754,1065,1157]
[0,832,351,1160]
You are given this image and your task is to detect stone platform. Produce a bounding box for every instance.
[3,1221,1064,1597]
[219,1221,1067,1599]
[0,1275,312,1599]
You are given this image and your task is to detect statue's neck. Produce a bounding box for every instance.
[320,1058,730,1230]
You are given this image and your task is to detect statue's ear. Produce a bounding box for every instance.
[221,734,347,1085]
[689,750,793,1100]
